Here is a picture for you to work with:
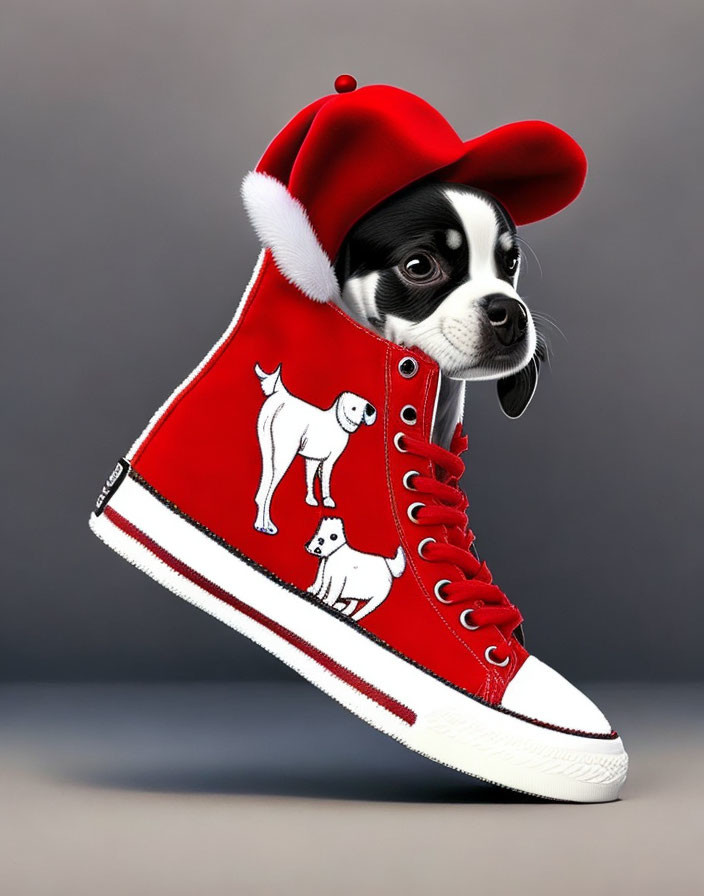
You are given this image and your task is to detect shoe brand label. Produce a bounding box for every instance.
[94,458,130,516]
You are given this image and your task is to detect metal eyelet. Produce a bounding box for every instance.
[459,608,479,631]
[485,645,510,667]
[434,579,453,604]
[400,404,417,425]
[398,356,419,378]
[417,537,435,559]
[393,432,408,453]
[403,470,419,490]
[406,502,425,523]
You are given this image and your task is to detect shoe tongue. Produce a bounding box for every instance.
[431,375,466,449]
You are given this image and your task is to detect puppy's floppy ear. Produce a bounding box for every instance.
[497,355,540,419]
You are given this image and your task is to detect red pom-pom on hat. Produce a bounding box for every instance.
[334,74,357,93]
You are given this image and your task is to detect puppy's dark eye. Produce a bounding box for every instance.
[503,247,519,276]
[400,252,440,283]
[330,534,338,541]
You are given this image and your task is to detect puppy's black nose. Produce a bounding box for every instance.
[486,295,528,347]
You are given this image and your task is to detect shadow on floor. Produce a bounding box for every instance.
[1,684,603,805]
[67,763,550,804]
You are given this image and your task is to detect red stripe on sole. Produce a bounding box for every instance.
[103,505,416,726]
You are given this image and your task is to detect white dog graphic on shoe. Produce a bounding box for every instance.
[305,518,406,621]
[253,363,376,535]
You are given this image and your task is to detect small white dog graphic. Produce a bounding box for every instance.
[254,363,376,535]
[305,518,406,621]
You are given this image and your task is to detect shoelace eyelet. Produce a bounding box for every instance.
[400,404,417,425]
[407,502,425,523]
[403,470,419,491]
[459,608,479,631]
[434,579,453,604]
[485,645,510,667]
[394,432,408,453]
[398,356,419,378]
[417,537,435,559]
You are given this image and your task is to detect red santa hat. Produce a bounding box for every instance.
[241,74,587,304]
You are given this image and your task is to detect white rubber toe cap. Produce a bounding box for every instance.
[500,656,613,735]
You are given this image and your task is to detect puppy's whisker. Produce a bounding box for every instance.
[515,236,543,278]
[531,311,568,345]
[531,308,564,328]
[534,330,552,370]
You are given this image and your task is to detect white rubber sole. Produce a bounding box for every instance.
[90,471,628,802]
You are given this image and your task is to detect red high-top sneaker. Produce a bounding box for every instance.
[90,76,628,802]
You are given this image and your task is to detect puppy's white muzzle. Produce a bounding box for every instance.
[390,278,536,382]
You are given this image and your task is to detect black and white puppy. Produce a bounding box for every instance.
[334,180,545,444]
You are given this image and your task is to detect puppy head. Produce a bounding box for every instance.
[305,517,346,557]
[335,180,541,417]
[335,392,377,433]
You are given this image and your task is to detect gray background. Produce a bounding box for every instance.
[2,0,703,683]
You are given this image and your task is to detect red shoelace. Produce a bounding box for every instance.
[399,423,522,663]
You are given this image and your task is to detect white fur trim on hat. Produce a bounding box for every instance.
[241,171,341,303]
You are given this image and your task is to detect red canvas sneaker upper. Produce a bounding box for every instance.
[131,253,529,704]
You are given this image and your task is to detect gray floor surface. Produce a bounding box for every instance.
[1,682,702,895]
